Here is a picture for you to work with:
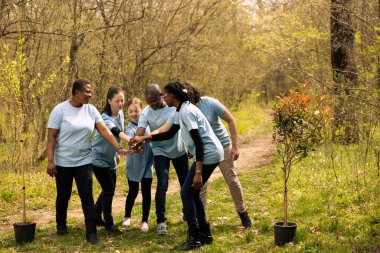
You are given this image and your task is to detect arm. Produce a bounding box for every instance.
[220,110,239,161]
[110,127,131,143]
[47,128,59,177]
[95,121,129,155]
[189,129,204,190]
[151,122,172,135]
[130,124,180,147]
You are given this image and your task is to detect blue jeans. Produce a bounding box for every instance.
[154,154,189,224]
[181,162,219,230]
[55,164,96,235]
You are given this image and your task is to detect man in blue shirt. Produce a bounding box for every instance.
[135,84,189,235]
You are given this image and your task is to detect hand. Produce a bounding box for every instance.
[192,172,203,190]
[117,148,133,156]
[128,136,145,148]
[231,146,239,161]
[131,143,144,153]
[47,161,57,177]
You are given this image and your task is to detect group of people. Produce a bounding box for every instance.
[47,79,252,250]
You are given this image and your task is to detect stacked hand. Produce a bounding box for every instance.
[128,136,145,153]
[117,147,137,156]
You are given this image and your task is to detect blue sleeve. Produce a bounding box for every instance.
[210,97,226,117]
[47,105,62,129]
[90,105,104,123]
[181,111,199,131]
[138,110,149,128]
[103,114,117,130]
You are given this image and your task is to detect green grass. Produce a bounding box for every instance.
[230,92,268,135]
[1,141,380,252]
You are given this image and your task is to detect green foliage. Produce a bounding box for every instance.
[273,84,332,164]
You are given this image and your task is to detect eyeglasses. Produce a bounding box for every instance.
[160,94,169,99]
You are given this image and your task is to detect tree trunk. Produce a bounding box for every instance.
[330,0,359,144]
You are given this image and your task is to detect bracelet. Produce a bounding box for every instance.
[195,170,202,173]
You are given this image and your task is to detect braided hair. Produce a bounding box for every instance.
[182,81,202,104]
[163,81,195,103]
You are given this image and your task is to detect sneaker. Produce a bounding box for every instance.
[156,222,168,235]
[105,225,122,235]
[141,222,149,233]
[56,225,68,235]
[122,217,131,227]
[238,211,252,228]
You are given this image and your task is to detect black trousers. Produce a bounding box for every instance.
[55,164,96,235]
[124,178,153,222]
[93,165,117,228]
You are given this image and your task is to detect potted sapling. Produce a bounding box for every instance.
[272,84,331,246]
[13,115,36,244]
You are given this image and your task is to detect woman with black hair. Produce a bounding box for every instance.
[91,87,133,234]
[130,82,224,250]
[47,80,128,244]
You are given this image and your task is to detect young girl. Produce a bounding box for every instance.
[122,98,154,232]
[130,82,224,250]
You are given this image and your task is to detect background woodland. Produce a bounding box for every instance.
[0,0,379,173]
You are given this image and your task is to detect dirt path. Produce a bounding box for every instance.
[0,113,275,234]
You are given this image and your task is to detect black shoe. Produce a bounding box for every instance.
[174,227,202,251]
[238,211,252,228]
[199,222,213,245]
[86,233,99,244]
[56,226,68,235]
[105,225,122,235]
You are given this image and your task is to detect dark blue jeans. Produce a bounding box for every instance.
[55,164,96,235]
[154,154,189,224]
[93,166,116,229]
[181,162,219,230]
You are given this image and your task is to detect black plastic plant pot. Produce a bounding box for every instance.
[274,221,297,246]
[13,222,36,244]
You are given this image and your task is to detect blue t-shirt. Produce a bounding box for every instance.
[125,122,153,182]
[175,102,224,165]
[91,111,124,169]
[47,100,103,167]
[138,105,185,159]
[198,96,231,147]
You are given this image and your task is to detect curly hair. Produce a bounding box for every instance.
[164,81,202,104]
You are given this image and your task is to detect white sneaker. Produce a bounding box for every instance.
[122,217,131,227]
[141,222,149,233]
[156,222,168,235]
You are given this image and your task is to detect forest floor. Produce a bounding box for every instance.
[0,111,275,235]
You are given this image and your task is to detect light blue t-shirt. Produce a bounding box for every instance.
[198,96,231,147]
[174,102,224,165]
[138,105,185,159]
[47,100,103,167]
[91,111,124,169]
[125,122,153,182]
